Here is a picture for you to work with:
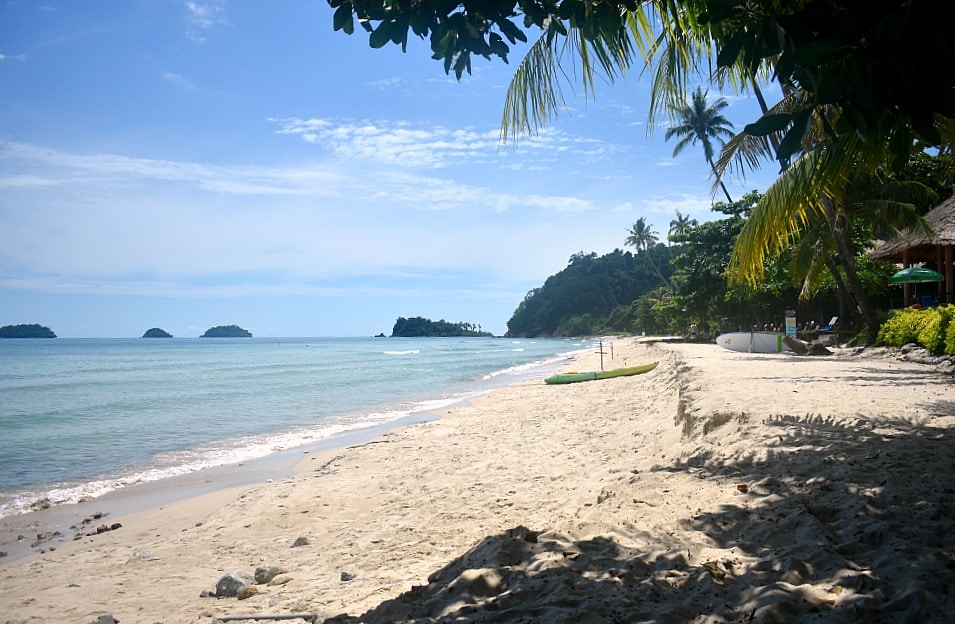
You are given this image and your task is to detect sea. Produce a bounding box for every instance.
[0,336,590,520]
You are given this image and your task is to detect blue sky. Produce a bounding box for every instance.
[0,1,778,338]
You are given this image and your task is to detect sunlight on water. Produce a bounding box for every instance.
[0,336,589,516]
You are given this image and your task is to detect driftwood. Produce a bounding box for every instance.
[783,335,832,356]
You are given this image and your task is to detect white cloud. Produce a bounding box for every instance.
[161,71,198,91]
[0,138,607,225]
[0,141,345,196]
[272,117,613,171]
[641,195,714,222]
[368,77,405,90]
[185,1,228,43]
[0,137,616,293]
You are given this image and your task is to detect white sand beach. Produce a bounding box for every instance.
[2,339,954,623]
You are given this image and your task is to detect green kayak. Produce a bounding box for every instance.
[544,361,659,385]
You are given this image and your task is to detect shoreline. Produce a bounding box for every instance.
[2,339,954,623]
[0,335,585,525]
[0,346,581,566]
[0,393,471,566]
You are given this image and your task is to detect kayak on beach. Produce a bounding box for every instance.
[544,361,659,384]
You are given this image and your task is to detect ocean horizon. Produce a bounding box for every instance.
[0,336,591,519]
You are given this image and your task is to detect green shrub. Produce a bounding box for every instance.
[917,305,955,353]
[946,313,955,354]
[877,308,931,347]
[878,305,955,353]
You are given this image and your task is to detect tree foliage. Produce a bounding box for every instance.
[329,0,955,162]
[391,316,493,337]
[505,247,674,337]
[142,327,173,338]
[0,323,56,338]
[668,210,697,242]
[201,325,252,338]
[329,2,955,340]
[664,87,735,202]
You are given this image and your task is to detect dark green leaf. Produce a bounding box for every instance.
[889,125,912,172]
[716,34,743,68]
[369,22,393,48]
[453,50,471,78]
[333,4,353,33]
[776,110,811,162]
[498,18,527,44]
[743,114,792,137]
[488,32,509,58]
[557,0,579,20]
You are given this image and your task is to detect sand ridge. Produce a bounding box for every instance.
[1,339,953,623]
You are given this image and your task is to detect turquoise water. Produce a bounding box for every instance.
[0,336,588,517]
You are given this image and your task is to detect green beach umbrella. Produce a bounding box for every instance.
[888,266,945,284]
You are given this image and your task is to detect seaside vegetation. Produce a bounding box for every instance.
[142,328,173,338]
[878,306,955,355]
[333,0,954,345]
[505,247,676,337]
[391,316,493,337]
[0,323,57,338]
[201,325,252,338]
[504,180,937,339]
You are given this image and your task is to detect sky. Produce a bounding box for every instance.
[0,1,779,338]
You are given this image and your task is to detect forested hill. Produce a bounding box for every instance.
[391,317,493,337]
[0,323,57,338]
[505,247,675,338]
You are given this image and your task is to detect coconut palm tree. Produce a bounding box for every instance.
[664,87,736,202]
[626,217,658,251]
[668,210,697,243]
[626,217,670,286]
[510,2,952,341]
[728,131,937,340]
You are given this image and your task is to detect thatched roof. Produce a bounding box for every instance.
[869,193,955,262]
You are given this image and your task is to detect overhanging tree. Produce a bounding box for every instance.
[330,0,955,338]
[329,1,955,160]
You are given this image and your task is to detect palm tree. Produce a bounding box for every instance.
[664,87,736,203]
[626,217,669,286]
[668,210,698,243]
[728,135,937,340]
[625,216,658,251]
[494,1,949,337]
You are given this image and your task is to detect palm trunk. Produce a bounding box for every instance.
[708,157,734,203]
[823,255,858,327]
[821,196,879,342]
[644,252,671,288]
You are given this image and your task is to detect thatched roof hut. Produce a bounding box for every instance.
[869,193,955,303]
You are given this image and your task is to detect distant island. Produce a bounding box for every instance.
[201,324,252,338]
[0,324,57,338]
[391,316,493,337]
[142,328,173,338]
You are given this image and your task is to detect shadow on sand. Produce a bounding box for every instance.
[326,398,955,623]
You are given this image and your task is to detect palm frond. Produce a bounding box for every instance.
[500,27,565,143]
[501,8,655,143]
[728,149,825,285]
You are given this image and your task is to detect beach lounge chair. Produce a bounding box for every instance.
[819,317,838,332]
